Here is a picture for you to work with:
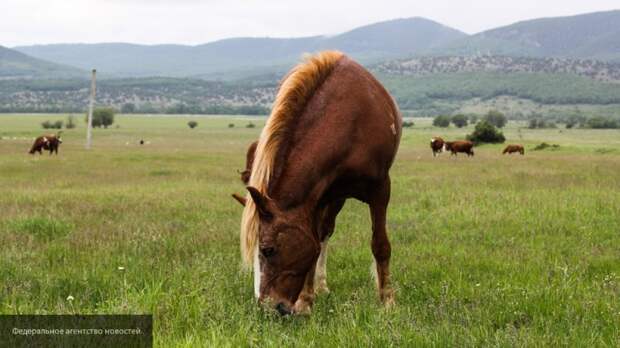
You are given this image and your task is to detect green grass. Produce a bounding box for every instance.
[1,114,620,346]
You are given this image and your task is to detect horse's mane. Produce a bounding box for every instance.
[240,50,344,266]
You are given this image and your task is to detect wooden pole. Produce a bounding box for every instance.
[86,69,96,149]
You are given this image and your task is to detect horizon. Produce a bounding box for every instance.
[3,1,619,47]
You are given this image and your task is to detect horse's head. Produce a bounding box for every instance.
[246,186,320,315]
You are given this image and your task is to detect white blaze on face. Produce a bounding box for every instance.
[430,138,436,144]
[253,245,261,298]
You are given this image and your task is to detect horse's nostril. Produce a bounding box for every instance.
[261,247,275,258]
[275,302,291,316]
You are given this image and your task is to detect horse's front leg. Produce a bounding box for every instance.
[293,261,317,315]
[314,199,345,294]
[369,177,395,307]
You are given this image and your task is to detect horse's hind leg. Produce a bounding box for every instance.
[369,177,394,307]
[315,199,345,294]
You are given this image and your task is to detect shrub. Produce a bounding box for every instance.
[483,110,507,128]
[86,108,115,128]
[246,122,256,128]
[188,121,198,129]
[41,120,63,129]
[432,115,451,128]
[402,121,414,128]
[66,115,76,129]
[451,114,468,128]
[533,142,560,151]
[228,123,235,128]
[466,121,506,144]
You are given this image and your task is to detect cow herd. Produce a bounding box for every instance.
[430,137,524,157]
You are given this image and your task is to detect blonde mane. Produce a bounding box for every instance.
[240,50,344,266]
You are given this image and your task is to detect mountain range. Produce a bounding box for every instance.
[12,17,466,79]
[7,10,618,80]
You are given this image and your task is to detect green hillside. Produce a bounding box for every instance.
[0,46,85,79]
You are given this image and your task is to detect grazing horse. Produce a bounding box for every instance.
[430,137,445,157]
[29,133,62,155]
[236,51,401,315]
[445,140,474,157]
[503,144,524,155]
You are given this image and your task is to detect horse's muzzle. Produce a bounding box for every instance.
[275,302,292,316]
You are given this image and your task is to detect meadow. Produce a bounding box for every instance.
[1,114,619,347]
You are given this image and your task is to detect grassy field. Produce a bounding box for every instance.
[1,114,620,347]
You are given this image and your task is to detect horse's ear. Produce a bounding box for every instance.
[231,193,246,206]
[246,186,273,219]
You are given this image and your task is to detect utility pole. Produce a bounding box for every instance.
[86,69,96,149]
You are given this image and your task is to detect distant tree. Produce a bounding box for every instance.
[228,123,235,128]
[586,116,619,129]
[188,121,198,129]
[432,115,451,128]
[86,108,115,128]
[121,103,136,114]
[466,121,505,144]
[66,115,76,129]
[42,120,63,129]
[246,122,256,128]
[402,120,415,128]
[483,110,507,128]
[451,114,468,128]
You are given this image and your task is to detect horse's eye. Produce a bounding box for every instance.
[260,247,276,258]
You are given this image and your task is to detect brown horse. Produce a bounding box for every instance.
[445,140,474,157]
[29,133,62,155]
[503,144,524,155]
[237,51,401,315]
[430,137,445,157]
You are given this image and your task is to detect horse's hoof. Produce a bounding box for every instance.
[293,299,313,316]
[315,283,330,295]
[380,289,395,309]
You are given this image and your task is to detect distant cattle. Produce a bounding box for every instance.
[29,134,62,155]
[231,141,258,206]
[430,137,445,157]
[503,144,524,155]
[238,141,257,184]
[445,140,474,157]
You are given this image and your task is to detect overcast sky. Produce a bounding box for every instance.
[3,0,619,47]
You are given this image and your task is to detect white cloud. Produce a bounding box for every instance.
[2,0,618,46]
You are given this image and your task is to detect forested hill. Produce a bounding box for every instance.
[375,56,620,83]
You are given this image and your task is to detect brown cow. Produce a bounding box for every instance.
[239,141,258,184]
[503,144,524,155]
[445,140,474,157]
[232,141,258,206]
[29,134,62,155]
[430,137,445,157]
